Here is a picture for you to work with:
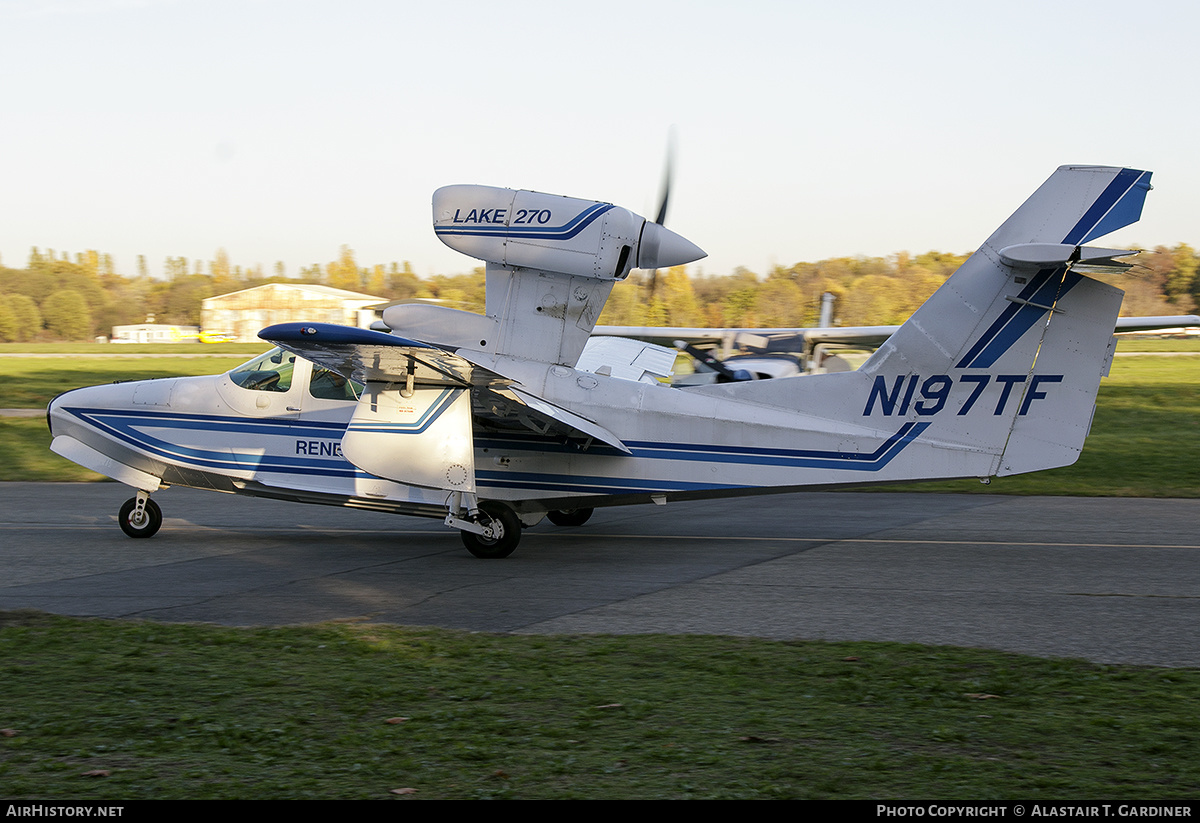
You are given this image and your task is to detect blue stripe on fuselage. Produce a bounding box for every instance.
[62,407,931,489]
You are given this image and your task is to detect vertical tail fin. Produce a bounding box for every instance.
[699,166,1150,482]
[864,165,1150,378]
[859,165,1149,475]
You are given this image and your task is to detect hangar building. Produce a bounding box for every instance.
[200,283,384,342]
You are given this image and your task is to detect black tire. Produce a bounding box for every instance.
[546,507,594,527]
[460,502,521,558]
[118,497,162,538]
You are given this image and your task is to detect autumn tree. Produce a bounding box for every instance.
[0,298,17,342]
[26,248,105,303]
[718,268,763,326]
[656,266,702,325]
[325,245,364,291]
[164,256,189,281]
[366,264,386,295]
[40,289,93,340]
[388,261,421,300]
[752,277,806,326]
[210,249,235,291]
[597,278,646,325]
[4,293,42,341]
[1165,243,1199,311]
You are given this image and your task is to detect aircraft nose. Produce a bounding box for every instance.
[46,386,94,436]
[46,391,67,435]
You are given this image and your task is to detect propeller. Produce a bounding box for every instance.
[654,130,673,226]
[641,131,678,298]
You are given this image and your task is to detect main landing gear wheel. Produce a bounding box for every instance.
[118,497,162,538]
[547,507,594,527]
[460,502,522,559]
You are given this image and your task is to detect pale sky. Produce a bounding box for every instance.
[2,0,1197,280]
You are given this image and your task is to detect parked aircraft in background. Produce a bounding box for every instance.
[596,304,1200,383]
[48,165,1163,557]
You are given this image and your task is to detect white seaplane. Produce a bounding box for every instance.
[49,164,1156,557]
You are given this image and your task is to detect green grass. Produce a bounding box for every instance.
[0,342,268,355]
[0,356,251,409]
[0,418,101,481]
[1115,337,1200,352]
[1,612,1197,799]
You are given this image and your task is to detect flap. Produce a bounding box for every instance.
[508,387,630,454]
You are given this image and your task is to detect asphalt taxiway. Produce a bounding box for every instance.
[1,482,1197,667]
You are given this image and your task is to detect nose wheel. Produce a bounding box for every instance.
[119,494,162,538]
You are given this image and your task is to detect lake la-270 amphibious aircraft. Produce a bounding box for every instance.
[48,164,1156,557]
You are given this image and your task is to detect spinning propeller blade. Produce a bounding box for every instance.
[644,131,678,295]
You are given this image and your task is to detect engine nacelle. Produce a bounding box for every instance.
[432,185,704,279]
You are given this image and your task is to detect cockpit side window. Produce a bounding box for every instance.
[229,348,296,393]
[309,367,362,401]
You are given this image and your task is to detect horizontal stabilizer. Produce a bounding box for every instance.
[998,243,1139,269]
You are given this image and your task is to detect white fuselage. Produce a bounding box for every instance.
[47,345,1015,523]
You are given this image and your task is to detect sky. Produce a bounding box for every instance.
[2,0,1198,280]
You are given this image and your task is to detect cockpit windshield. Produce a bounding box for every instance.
[229,348,296,392]
[228,348,362,401]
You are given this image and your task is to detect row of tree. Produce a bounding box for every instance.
[1,243,1197,342]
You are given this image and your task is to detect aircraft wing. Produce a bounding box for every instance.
[791,325,898,347]
[261,322,479,387]
[1114,315,1200,333]
[593,324,898,352]
[259,322,628,453]
[596,315,1200,355]
[800,316,1199,343]
[798,315,1199,344]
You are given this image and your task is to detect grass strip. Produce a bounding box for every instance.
[1,612,1197,799]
